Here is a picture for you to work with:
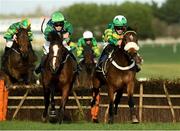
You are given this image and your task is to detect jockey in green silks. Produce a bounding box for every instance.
[35,11,78,74]
[4,18,33,50]
[2,18,33,70]
[77,30,100,62]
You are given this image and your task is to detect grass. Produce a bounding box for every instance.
[0,120,180,130]
[137,63,180,79]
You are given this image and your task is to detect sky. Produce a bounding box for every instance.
[0,0,166,15]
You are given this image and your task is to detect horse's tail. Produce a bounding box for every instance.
[41,17,46,33]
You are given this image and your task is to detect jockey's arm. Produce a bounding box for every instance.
[76,38,84,58]
[103,29,118,46]
[4,23,18,41]
[92,38,100,57]
[44,25,53,41]
[63,21,73,44]
[28,30,33,41]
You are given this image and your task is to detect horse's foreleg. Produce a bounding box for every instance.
[127,82,139,123]
[49,85,56,119]
[42,87,50,122]
[108,87,114,124]
[92,76,100,107]
[58,86,69,124]
[114,89,123,115]
[91,87,99,107]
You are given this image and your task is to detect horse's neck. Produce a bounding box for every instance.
[113,48,130,65]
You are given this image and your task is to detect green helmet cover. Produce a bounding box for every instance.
[21,18,30,28]
[52,11,65,23]
[113,15,127,26]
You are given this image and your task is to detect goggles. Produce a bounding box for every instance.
[54,21,64,27]
[115,26,126,31]
[84,38,92,41]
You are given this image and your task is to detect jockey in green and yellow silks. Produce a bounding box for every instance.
[77,31,100,60]
[97,15,142,72]
[102,15,128,46]
[35,11,79,74]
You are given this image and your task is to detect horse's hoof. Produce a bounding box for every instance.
[92,119,99,123]
[108,119,113,124]
[41,115,47,123]
[132,115,139,124]
[49,117,58,124]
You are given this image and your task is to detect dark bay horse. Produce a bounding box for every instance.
[93,30,139,124]
[76,44,96,89]
[41,32,77,123]
[1,28,37,84]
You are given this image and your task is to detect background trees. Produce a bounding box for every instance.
[1,0,180,40]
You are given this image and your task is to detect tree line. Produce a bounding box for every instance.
[61,0,180,41]
[1,0,180,41]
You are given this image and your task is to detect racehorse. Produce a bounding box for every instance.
[41,31,77,123]
[76,44,96,89]
[1,28,37,84]
[92,30,140,124]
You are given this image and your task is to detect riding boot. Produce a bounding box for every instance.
[69,52,81,72]
[96,44,115,71]
[134,64,141,72]
[96,54,108,71]
[1,47,10,70]
[35,55,47,74]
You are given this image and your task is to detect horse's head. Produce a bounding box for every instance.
[47,32,65,74]
[82,44,95,65]
[122,31,139,57]
[15,28,30,58]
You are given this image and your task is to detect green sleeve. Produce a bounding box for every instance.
[103,29,117,45]
[92,38,98,47]
[4,22,19,40]
[28,28,33,41]
[44,24,54,40]
[64,21,73,35]
[77,38,85,47]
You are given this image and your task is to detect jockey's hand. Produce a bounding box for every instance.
[117,40,122,47]
[63,40,71,51]
[13,35,17,42]
[63,32,69,39]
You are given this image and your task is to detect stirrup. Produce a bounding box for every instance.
[35,66,41,74]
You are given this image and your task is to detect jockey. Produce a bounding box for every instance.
[2,18,33,69]
[3,18,32,52]
[77,30,100,62]
[77,31,100,123]
[35,11,78,74]
[96,15,142,72]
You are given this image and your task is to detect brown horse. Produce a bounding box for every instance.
[93,30,139,124]
[1,28,37,84]
[76,44,96,89]
[41,32,77,123]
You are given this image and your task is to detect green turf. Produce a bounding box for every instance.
[0,120,180,130]
[139,44,180,64]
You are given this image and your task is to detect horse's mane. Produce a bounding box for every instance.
[47,31,63,43]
